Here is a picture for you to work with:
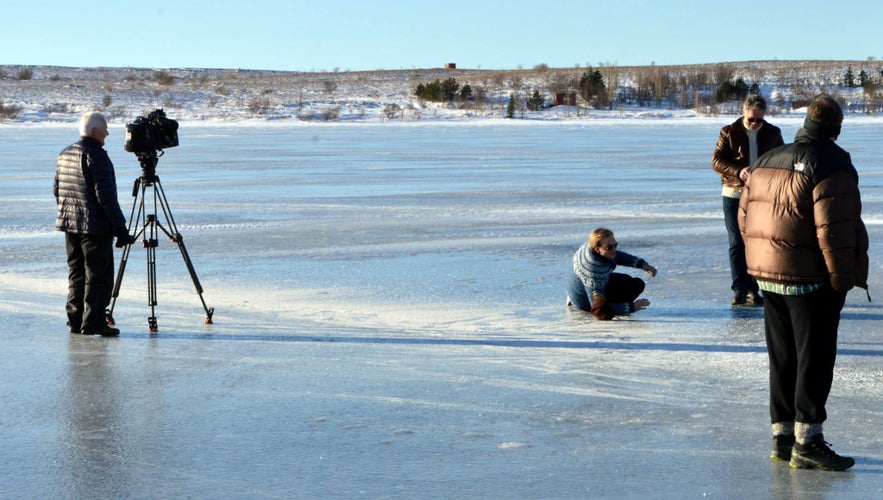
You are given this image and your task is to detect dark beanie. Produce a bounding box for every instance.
[804,94,843,138]
[804,115,841,138]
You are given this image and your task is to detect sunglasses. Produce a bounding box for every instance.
[746,117,763,124]
[600,242,619,251]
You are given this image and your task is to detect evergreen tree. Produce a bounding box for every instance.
[415,78,462,102]
[714,82,733,103]
[715,78,750,103]
[505,94,516,118]
[526,90,545,111]
[578,68,607,108]
[844,67,855,87]
[415,80,442,101]
[440,77,460,101]
[459,84,473,101]
[733,78,749,97]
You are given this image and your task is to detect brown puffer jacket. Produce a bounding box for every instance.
[712,118,784,189]
[738,128,869,292]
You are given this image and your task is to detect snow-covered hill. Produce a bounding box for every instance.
[1,60,880,124]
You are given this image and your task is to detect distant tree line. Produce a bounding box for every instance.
[415,77,473,102]
[414,62,883,116]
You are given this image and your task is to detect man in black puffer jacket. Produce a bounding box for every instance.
[54,111,132,337]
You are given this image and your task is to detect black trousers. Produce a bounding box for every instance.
[65,233,115,332]
[763,285,846,424]
[605,272,646,304]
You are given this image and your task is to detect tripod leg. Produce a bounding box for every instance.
[107,243,132,326]
[154,178,215,325]
[146,215,159,333]
[173,234,215,324]
[107,177,144,326]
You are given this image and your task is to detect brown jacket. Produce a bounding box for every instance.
[712,118,784,189]
[738,128,869,292]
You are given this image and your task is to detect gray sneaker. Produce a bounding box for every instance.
[789,435,854,471]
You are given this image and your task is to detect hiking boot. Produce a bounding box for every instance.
[771,434,795,461]
[731,291,747,306]
[789,435,855,471]
[80,325,120,337]
[746,292,764,306]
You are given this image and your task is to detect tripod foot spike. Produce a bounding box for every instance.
[205,307,214,325]
[148,316,158,333]
[106,309,116,326]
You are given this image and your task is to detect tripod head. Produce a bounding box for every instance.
[136,150,161,183]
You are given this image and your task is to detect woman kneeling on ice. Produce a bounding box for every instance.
[565,227,657,320]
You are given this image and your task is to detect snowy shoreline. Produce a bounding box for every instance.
[4,113,883,129]
[3,61,882,125]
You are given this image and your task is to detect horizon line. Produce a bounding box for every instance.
[2,58,881,75]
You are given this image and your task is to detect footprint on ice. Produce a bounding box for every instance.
[460,431,489,439]
[497,442,529,451]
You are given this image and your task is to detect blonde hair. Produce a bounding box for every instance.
[588,227,614,250]
[79,111,107,138]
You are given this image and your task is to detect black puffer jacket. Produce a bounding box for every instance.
[54,137,127,236]
[738,128,869,292]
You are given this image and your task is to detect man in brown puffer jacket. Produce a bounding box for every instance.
[739,94,868,472]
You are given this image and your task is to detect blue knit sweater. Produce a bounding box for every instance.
[572,242,646,315]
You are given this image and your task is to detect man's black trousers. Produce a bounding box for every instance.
[65,232,114,333]
[763,285,846,425]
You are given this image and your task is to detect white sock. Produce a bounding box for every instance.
[772,422,794,436]
[795,422,823,444]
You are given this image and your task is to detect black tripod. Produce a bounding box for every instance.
[107,151,214,333]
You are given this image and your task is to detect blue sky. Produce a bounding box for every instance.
[3,0,881,71]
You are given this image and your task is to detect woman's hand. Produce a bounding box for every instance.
[643,263,658,278]
[632,298,650,312]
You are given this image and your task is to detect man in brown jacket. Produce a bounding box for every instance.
[739,94,868,471]
[713,94,784,306]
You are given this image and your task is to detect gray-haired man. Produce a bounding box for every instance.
[54,111,133,336]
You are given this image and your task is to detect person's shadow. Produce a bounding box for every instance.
[60,337,129,498]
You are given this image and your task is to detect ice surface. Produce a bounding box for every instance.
[1,119,882,497]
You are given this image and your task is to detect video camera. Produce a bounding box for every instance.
[124,108,179,154]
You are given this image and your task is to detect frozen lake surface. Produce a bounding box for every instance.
[2,119,882,497]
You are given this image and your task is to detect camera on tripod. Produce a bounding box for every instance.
[110,107,214,333]
[124,108,179,154]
